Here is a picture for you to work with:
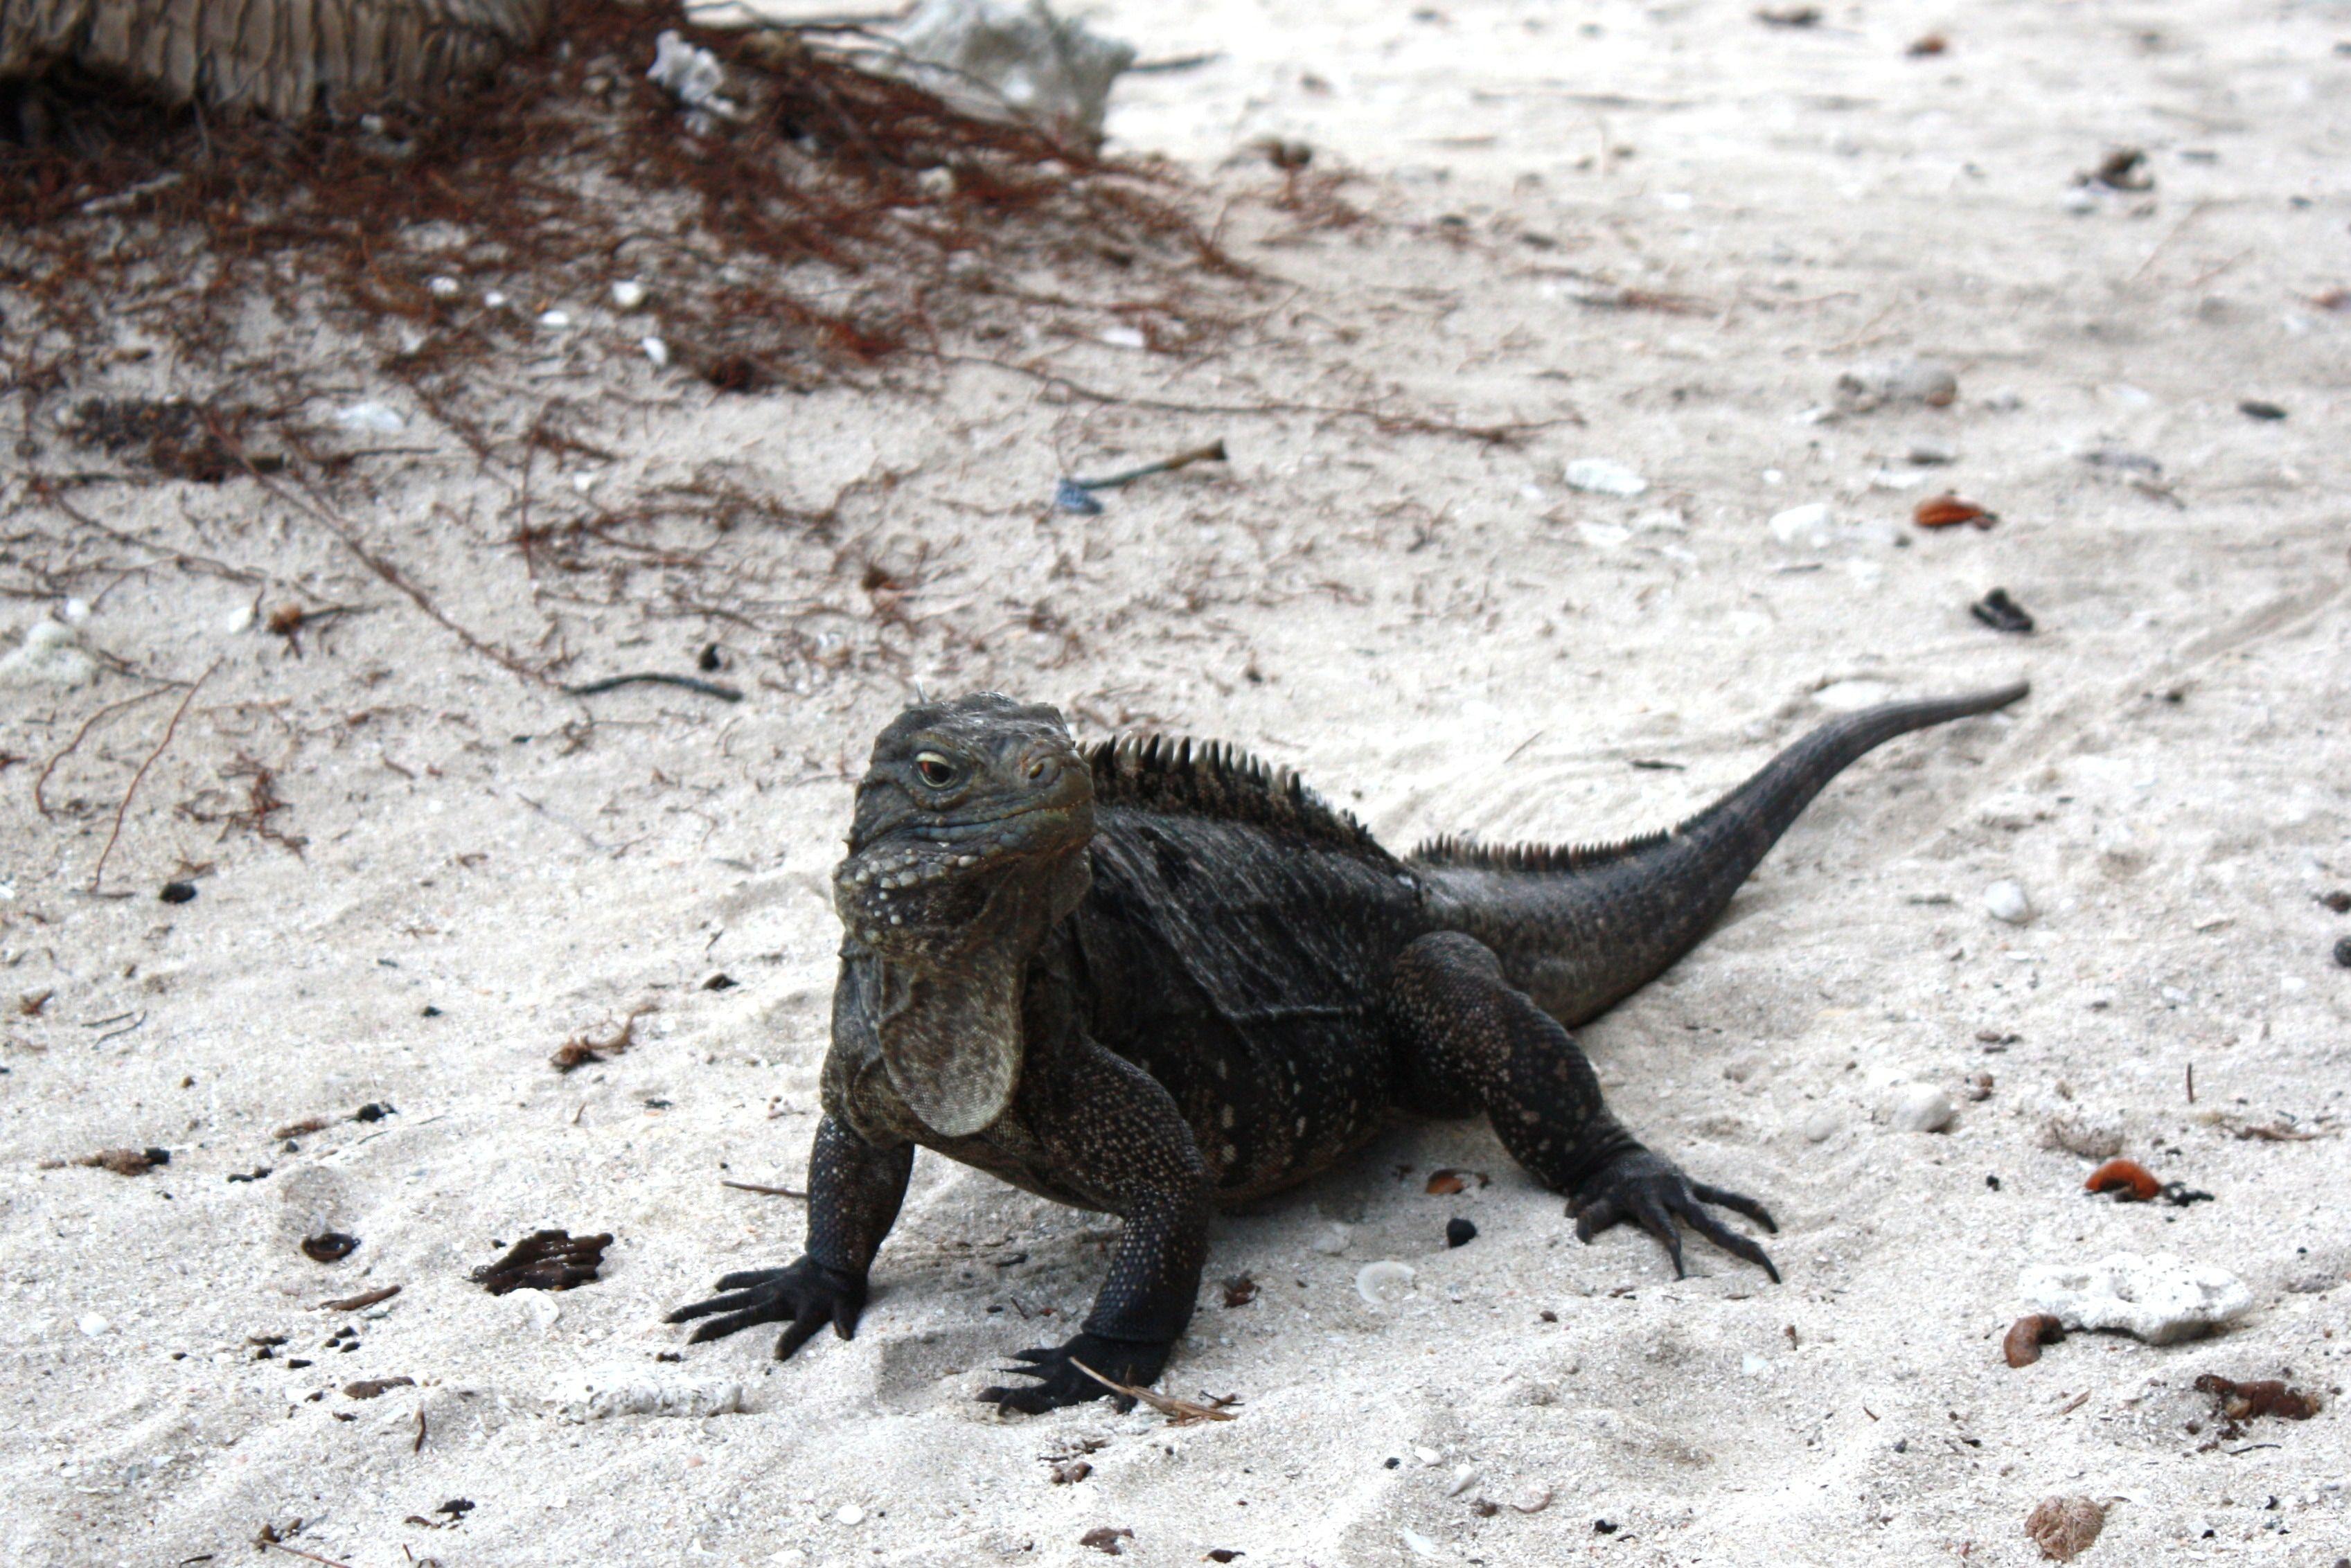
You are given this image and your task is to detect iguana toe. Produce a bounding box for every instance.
[1572,1149,1781,1283]
[666,1256,865,1360]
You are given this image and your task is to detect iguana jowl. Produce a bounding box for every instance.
[670,683,2026,1410]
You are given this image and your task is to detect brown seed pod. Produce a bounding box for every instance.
[1914,495,1998,530]
[2003,1313,2066,1367]
[2084,1158,2161,1201]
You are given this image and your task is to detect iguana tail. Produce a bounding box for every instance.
[1410,684,2027,1026]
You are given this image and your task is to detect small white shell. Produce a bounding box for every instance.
[1355,1260,1416,1307]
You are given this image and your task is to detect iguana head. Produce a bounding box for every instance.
[833,694,1093,1134]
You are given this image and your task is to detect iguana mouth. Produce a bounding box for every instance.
[841,799,1086,885]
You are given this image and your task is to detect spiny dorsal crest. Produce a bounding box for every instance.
[1407,826,1676,874]
[1086,735,1381,853]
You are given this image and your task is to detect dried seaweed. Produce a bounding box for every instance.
[470,1228,611,1293]
[0,0,1232,445]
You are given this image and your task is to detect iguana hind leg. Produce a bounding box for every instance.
[978,1040,1212,1414]
[1388,931,1779,1281]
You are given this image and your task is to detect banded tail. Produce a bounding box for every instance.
[1412,684,2027,1026]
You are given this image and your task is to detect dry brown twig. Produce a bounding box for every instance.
[1067,1357,1240,1424]
[90,659,218,893]
[33,686,177,817]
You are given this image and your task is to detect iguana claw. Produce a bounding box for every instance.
[665,1256,866,1360]
[1571,1148,1780,1283]
[977,1330,1173,1414]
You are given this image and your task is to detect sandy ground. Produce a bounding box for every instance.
[4,0,2350,1565]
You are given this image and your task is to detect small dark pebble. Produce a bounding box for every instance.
[436,1499,476,1517]
[698,643,722,672]
[2161,1182,2215,1207]
[353,1102,394,1123]
[1893,1438,1908,1452]
[643,1097,673,1110]
[158,881,197,904]
[1539,1309,1558,1322]
[301,1231,360,1263]
[1221,1274,1259,1308]
[1987,1174,2002,1190]
[702,973,736,991]
[2317,891,2351,914]
[285,1357,312,1369]
[227,1167,273,1183]
[1595,1520,1620,1535]
[2333,936,2351,969]
[2238,400,2288,421]
[1445,1216,1478,1248]
[1385,1456,1401,1470]
[2087,146,2152,191]
[1207,1553,1243,1564]
[470,1229,612,1294]
[421,1005,443,1017]
[1971,587,2034,634]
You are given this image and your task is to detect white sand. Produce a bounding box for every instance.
[4,1,2348,1564]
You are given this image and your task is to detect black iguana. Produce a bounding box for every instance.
[670,683,2026,1410]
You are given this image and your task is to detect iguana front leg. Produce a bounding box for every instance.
[1388,931,1779,1280]
[979,1040,1212,1414]
[667,1114,913,1358]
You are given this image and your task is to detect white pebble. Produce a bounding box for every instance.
[1768,501,1834,549]
[641,335,671,368]
[1801,1109,1840,1143]
[1446,1463,1480,1496]
[0,620,98,689]
[560,1366,745,1421]
[1813,679,1898,712]
[610,279,648,310]
[1399,1527,1444,1558]
[1356,1260,1416,1306]
[538,310,573,330]
[1741,1353,1773,1376]
[1563,457,1649,497]
[78,1312,112,1337]
[1097,324,1148,350]
[334,400,405,434]
[2019,1252,2253,1345]
[1984,880,2034,925]
[1311,1223,1351,1256]
[1414,1445,1442,1466]
[835,1504,866,1526]
[482,289,508,308]
[426,275,461,299]
[1891,1084,1955,1133]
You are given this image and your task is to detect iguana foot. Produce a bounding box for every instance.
[977,1330,1173,1414]
[665,1256,866,1360]
[1571,1149,1780,1282]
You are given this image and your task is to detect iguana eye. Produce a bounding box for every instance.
[914,751,960,788]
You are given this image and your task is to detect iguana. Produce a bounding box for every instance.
[670,682,2025,1411]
